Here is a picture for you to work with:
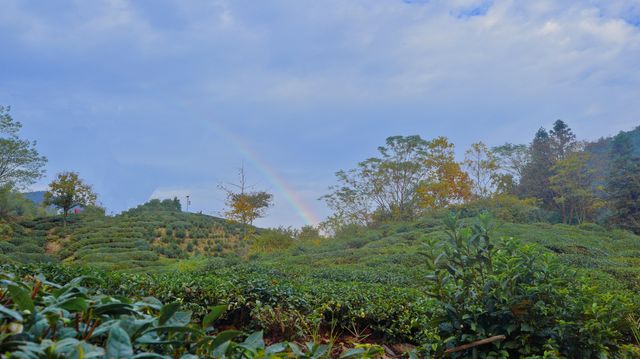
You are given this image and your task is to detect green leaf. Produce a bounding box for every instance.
[242,331,264,350]
[158,302,180,325]
[202,305,227,328]
[339,348,365,359]
[59,297,89,312]
[210,330,242,350]
[288,342,304,356]
[265,342,287,355]
[106,325,133,359]
[7,284,34,313]
[140,325,203,336]
[0,304,23,321]
[94,303,137,316]
[166,311,192,326]
[131,354,171,359]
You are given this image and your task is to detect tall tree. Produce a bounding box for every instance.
[323,135,471,226]
[416,137,472,209]
[220,166,273,239]
[464,142,499,199]
[491,143,529,193]
[44,172,97,227]
[518,128,555,208]
[605,132,640,233]
[0,106,47,189]
[549,120,578,160]
[323,135,433,222]
[550,152,599,224]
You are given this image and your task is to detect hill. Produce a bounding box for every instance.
[4,213,639,357]
[0,199,250,271]
[22,191,46,204]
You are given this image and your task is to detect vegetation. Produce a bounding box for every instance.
[44,172,98,227]
[220,166,273,239]
[2,102,640,357]
[0,106,47,190]
[0,269,388,358]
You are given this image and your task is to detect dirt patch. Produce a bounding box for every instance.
[45,240,62,254]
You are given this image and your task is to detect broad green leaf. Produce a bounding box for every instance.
[166,311,192,326]
[94,303,136,316]
[242,331,264,351]
[0,304,23,321]
[106,325,133,359]
[339,348,365,359]
[158,302,180,325]
[59,297,89,312]
[202,305,227,328]
[131,353,171,359]
[265,342,287,355]
[7,284,34,313]
[210,330,242,350]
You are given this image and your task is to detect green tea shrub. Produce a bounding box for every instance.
[577,222,607,232]
[420,214,637,357]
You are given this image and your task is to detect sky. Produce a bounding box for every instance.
[1,0,639,228]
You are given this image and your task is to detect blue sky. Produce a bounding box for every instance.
[1,0,639,227]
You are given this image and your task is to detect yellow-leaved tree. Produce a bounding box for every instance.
[416,137,472,209]
[220,166,273,239]
[44,171,97,227]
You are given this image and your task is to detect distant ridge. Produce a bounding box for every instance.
[22,191,46,204]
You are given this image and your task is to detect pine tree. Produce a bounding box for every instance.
[549,120,577,160]
[606,132,640,233]
[519,128,555,208]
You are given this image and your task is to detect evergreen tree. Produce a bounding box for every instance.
[549,120,577,160]
[518,128,555,208]
[606,132,640,233]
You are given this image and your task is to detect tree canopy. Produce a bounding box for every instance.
[0,106,47,189]
[44,171,97,226]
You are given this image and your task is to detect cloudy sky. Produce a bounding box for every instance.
[1,0,639,227]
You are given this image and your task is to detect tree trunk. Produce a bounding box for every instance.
[63,208,68,227]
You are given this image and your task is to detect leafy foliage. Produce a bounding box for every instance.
[44,172,97,226]
[0,270,386,358]
[0,106,47,190]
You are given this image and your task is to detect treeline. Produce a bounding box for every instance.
[322,120,640,234]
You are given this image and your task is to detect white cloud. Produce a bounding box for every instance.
[3,0,640,226]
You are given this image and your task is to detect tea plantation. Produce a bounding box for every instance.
[0,201,248,272]
[2,209,640,357]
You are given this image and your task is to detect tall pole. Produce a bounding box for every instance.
[186,195,190,212]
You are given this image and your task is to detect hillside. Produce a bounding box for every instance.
[4,213,639,357]
[0,200,250,271]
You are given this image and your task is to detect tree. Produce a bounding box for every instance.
[322,135,471,226]
[322,135,433,223]
[464,142,499,199]
[605,132,640,233]
[44,172,97,227]
[416,137,472,209]
[518,128,555,208]
[491,143,529,194]
[220,166,273,238]
[0,185,44,221]
[550,152,600,224]
[549,120,578,160]
[0,106,47,189]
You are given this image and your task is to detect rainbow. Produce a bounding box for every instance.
[214,125,320,226]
